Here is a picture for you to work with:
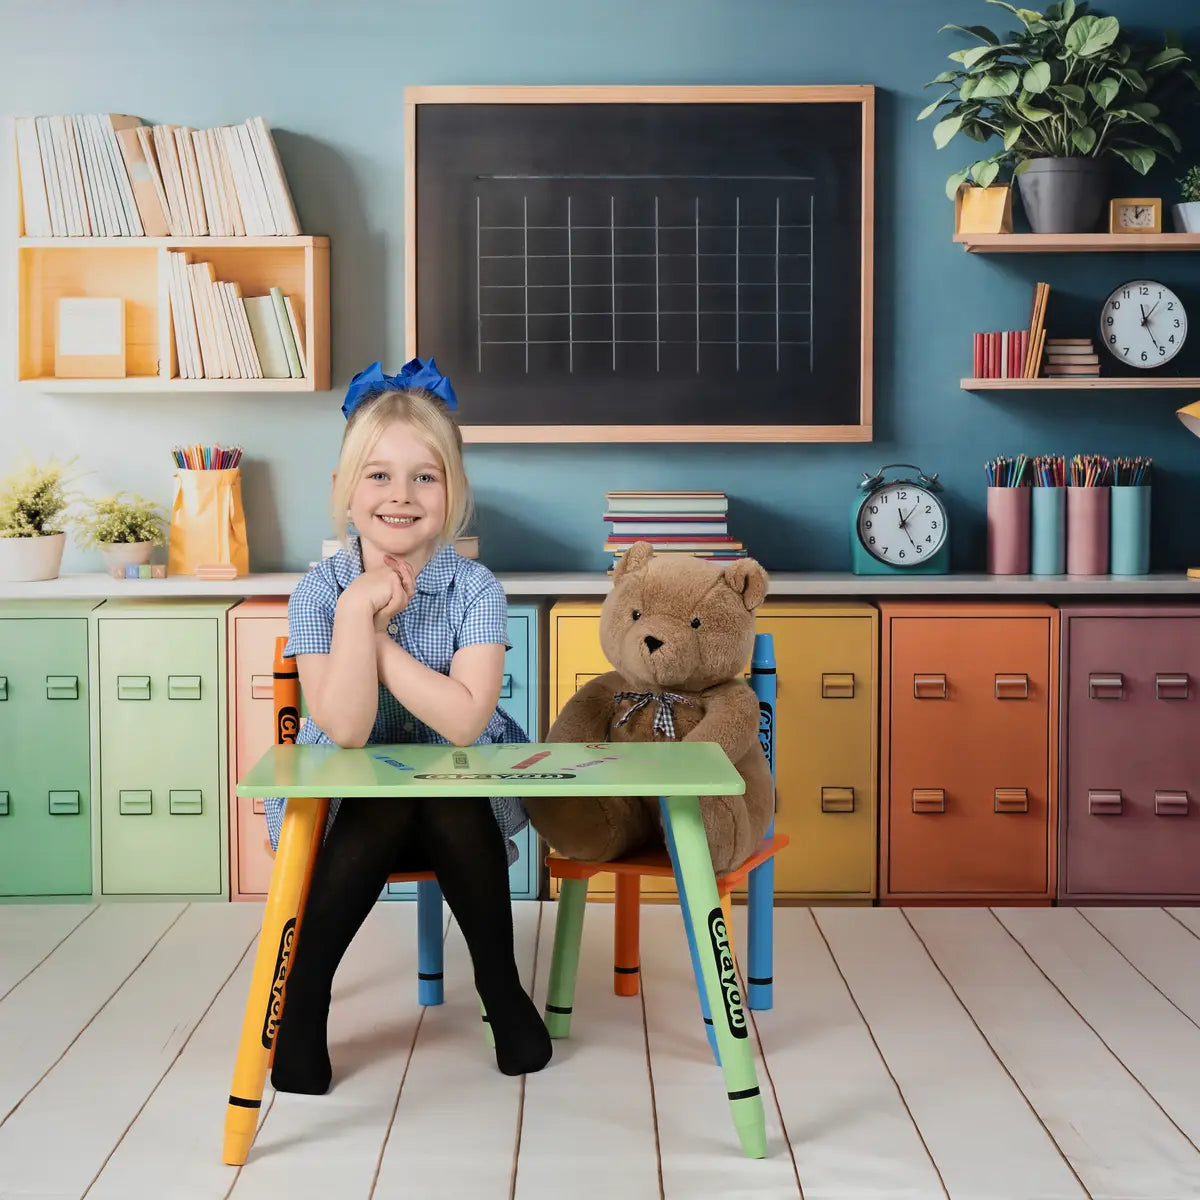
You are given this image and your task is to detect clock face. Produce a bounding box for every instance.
[856,481,948,567]
[1100,279,1188,369]
[1117,203,1157,229]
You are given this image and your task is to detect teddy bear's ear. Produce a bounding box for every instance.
[724,558,769,611]
[612,540,655,581]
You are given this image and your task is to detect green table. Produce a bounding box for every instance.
[222,741,765,1163]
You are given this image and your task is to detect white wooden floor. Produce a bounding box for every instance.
[3,902,1200,1200]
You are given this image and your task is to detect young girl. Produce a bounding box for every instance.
[267,359,552,1094]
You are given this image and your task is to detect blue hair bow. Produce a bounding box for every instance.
[341,357,458,420]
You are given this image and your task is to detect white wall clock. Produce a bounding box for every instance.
[1099,279,1188,369]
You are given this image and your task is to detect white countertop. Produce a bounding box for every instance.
[1,571,1199,600]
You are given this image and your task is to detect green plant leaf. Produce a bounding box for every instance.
[1016,96,1055,120]
[1056,0,1077,23]
[933,114,965,148]
[925,70,960,86]
[1128,101,1161,120]
[1054,83,1087,103]
[918,92,955,120]
[1004,122,1023,149]
[1114,66,1146,92]
[1023,61,1052,92]
[939,23,1000,44]
[950,45,994,68]
[1147,47,1188,72]
[1155,122,1183,153]
[1066,14,1119,58]
[946,168,972,200]
[1088,76,1121,108]
[972,159,1002,187]
[960,76,980,100]
[1112,145,1156,174]
[1070,126,1097,153]
[973,67,1021,98]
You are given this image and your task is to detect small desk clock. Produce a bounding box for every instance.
[851,463,950,575]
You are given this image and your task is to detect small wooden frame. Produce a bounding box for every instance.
[405,85,875,443]
[1108,197,1163,235]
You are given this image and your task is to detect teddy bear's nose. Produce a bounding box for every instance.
[643,635,663,654]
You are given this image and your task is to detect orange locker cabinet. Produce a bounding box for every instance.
[879,601,1059,905]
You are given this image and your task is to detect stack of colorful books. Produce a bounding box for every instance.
[1043,338,1100,377]
[603,490,747,571]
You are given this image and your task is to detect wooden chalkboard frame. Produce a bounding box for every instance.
[404,85,875,443]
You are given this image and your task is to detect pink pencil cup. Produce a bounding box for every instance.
[1066,486,1110,575]
[987,486,1031,574]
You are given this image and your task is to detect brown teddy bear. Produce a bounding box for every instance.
[524,541,774,874]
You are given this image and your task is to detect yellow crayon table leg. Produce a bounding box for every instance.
[222,796,328,1166]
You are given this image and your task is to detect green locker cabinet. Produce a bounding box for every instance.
[0,600,98,899]
[383,600,547,901]
[93,599,235,899]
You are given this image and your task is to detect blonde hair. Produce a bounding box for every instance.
[331,387,472,545]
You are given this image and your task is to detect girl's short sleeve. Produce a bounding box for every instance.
[456,569,511,651]
[284,569,337,657]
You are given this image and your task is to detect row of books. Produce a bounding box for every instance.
[15,114,300,239]
[603,490,748,570]
[168,254,305,380]
[972,330,1030,379]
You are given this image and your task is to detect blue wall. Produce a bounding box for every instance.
[3,0,1200,573]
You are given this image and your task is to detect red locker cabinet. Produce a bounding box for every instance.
[1059,604,1200,904]
[879,601,1059,905]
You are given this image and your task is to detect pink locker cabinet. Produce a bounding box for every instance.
[1059,603,1200,903]
[228,599,289,900]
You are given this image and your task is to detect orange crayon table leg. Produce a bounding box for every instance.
[222,795,328,1166]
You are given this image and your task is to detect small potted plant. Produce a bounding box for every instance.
[0,456,77,582]
[75,492,166,570]
[1174,166,1200,233]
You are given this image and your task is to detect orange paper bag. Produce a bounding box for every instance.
[168,468,250,575]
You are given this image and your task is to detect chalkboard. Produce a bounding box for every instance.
[404,87,874,443]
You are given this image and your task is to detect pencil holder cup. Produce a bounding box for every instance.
[1031,487,1066,575]
[1110,485,1151,576]
[1066,486,1110,575]
[987,486,1031,574]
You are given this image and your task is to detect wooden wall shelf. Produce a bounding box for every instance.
[954,233,1200,253]
[962,376,1200,390]
[16,235,329,391]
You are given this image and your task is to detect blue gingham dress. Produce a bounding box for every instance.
[265,539,529,864]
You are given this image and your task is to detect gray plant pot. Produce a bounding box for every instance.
[1017,157,1110,234]
[1173,201,1200,233]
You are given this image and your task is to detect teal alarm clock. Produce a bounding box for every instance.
[850,463,950,575]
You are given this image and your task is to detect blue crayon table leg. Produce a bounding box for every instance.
[659,794,767,1160]
[416,880,444,1007]
[746,834,775,1011]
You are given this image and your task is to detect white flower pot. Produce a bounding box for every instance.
[1173,202,1200,233]
[0,532,66,582]
[101,541,155,570]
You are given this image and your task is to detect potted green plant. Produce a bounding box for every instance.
[75,492,166,570]
[920,0,1200,234]
[0,456,77,581]
[1174,165,1200,233]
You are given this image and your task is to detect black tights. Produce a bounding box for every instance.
[270,796,551,1093]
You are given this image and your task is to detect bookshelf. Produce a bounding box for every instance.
[962,376,1200,390]
[16,235,329,391]
[955,233,1200,253]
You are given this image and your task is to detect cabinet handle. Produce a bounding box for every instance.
[252,798,266,815]
[1155,790,1189,817]
[118,789,153,816]
[1156,673,1190,701]
[0,676,6,701]
[820,786,855,813]
[117,675,151,701]
[48,790,80,816]
[45,675,79,701]
[168,675,202,701]
[169,789,203,815]
[1089,673,1124,700]
[821,672,855,700]
[994,674,1029,700]
[250,674,273,700]
[1088,789,1122,816]
[913,674,947,700]
[912,788,946,814]
[994,787,1028,814]
[499,673,513,699]
[0,791,9,816]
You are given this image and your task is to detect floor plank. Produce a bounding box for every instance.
[0,902,95,1001]
[997,907,1200,1160]
[371,902,541,1200]
[1085,907,1200,1028]
[642,903,800,1199]
[0,902,261,1199]
[0,902,185,1126]
[516,900,661,1200]
[228,902,437,1200]
[815,907,1085,1200]
[910,906,1200,1200]
[745,907,946,1200]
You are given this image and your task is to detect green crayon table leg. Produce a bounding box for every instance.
[544,876,588,1038]
[660,794,767,1160]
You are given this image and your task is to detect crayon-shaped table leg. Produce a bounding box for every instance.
[660,794,767,1160]
[416,880,445,1006]
[222,795,327,1166]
